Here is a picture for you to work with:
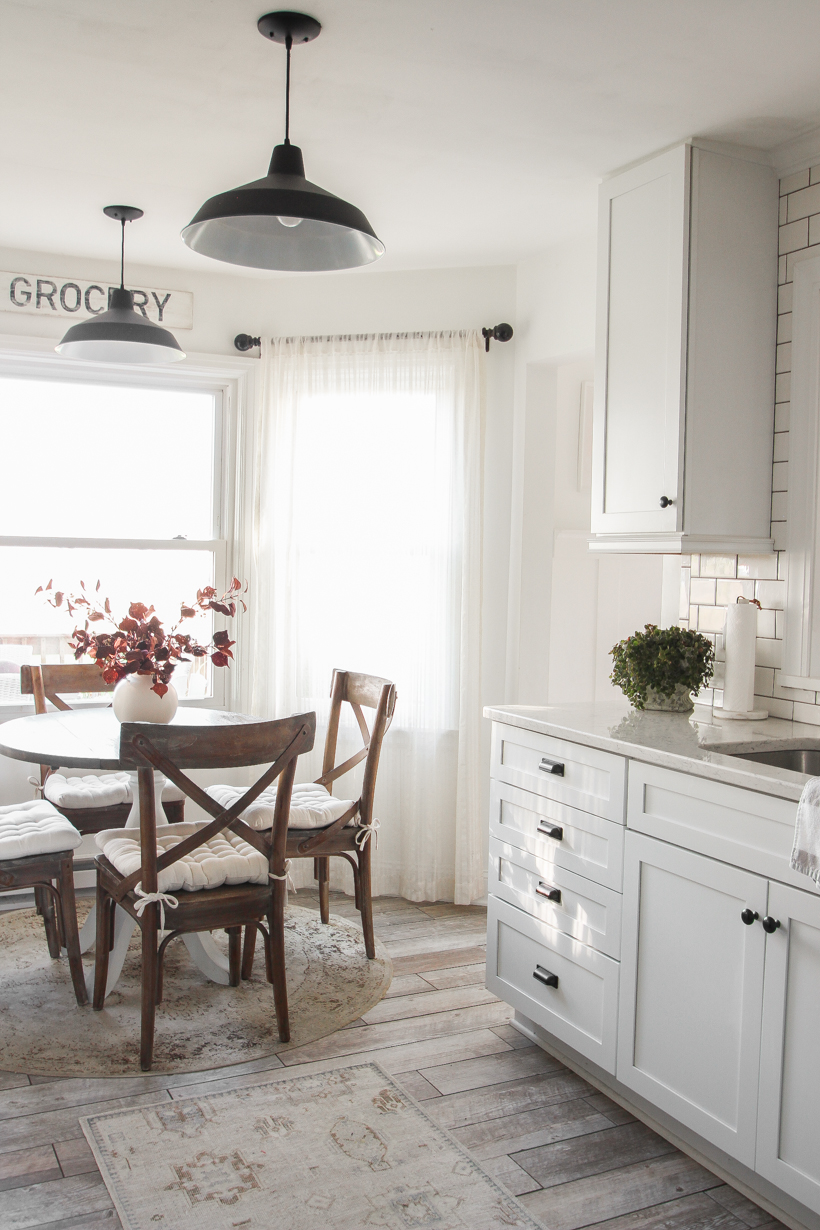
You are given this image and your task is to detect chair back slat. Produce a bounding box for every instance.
[341,670,394,710]
[21,664,115,714]
[115,714,316,898]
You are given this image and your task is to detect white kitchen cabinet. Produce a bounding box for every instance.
[591,141,777,554]
[756,881,820,1211]
[617,831,767,1166]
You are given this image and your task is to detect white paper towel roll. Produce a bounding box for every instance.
[723,599,758,714]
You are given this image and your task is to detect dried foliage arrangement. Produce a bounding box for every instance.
[36,578,247,697]
[609,623,715,710]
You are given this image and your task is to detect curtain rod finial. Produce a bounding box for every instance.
[481,323,514,353]
[235,334,261,352]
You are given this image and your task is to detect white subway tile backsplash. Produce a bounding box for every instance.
[781,169,810,194]
[780,196,788,225]
[715,579,755,604]
[771,491,789,521]
[786,182,820,221]
[780,217,809,253]
[778,551,788,581]
[699,555,737,578]
[775,372,791,402]
[697,604,726,634]
[778,283,794,314]
[776,342,792,372]
[809,214,820,247]
[793,701,820,725]
[772,460,789,492]
[777,313,792,344]
[762,696,794,720]
[756,607,777,638]
[772,522,788,552]
[679,568,690,620]
[689,555,700,578]
[737,554,778,579]
[756,579,787,609]
[754,666,775,696]
[690,576,717,604]
[773,432,789,463]
[776,609,785,639]
[756,637,783,667]
[774,401,790,431]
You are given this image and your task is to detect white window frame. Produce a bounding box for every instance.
[0,335,258,718]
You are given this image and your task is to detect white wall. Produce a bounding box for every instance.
[509,235,665,706]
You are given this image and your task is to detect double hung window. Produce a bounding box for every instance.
[0,370,227,707]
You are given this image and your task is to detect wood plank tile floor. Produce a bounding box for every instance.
[0,891,789,1230]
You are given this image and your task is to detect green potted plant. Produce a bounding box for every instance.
[610,624,715,712]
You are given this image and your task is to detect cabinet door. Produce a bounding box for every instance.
[592,145,689,536]
[618,832,767,1166]
[756,881,820,1212]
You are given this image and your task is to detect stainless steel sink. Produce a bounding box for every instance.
[730,747,820,775]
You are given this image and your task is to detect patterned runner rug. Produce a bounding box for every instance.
[82,1061,543,1229]
[0,904,391,1075]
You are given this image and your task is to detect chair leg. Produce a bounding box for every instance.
[226,927,242,987]
[35,885,61,959]
[140,908,159,1071]
[58,857,87,1007]
[317,857,330,924]
[93,878,112,1010]
[358,841,376,960]
[241,924,258,980]
[267,882,290,1043]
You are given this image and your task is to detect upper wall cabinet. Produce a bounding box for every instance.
[590,142,778,554]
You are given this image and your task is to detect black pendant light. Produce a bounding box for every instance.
[181,11,384,272]
[56,207,185,364]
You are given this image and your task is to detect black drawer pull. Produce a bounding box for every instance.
[536,881,562,903]
[533,964,559,989]
[539,757,565,777]
[762,915,781,933]
[537,823,564,841]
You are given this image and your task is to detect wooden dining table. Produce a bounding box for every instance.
[0,705,262,1000]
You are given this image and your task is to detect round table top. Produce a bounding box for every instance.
[0,707,261,770]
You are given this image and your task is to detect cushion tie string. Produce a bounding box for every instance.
[28,776,44,798]
[133,885,179,934]
[269,859,296,893]
[355,818,380,850]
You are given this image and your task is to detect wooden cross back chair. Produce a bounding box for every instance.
[93,712,315,1070]
[241,670,396,975]
[21,664,186,831]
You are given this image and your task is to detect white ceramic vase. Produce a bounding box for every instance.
[112,672,178,724]
[642,683,694,713]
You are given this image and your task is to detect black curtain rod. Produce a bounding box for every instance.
[234,324,514,354]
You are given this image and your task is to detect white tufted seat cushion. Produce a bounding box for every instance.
[44,772,185,809]
[205,782,356,832]
[96,823,268,894]
[0,800,82,860]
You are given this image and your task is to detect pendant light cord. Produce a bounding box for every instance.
[120,218,126,289]
[284,32,292,144]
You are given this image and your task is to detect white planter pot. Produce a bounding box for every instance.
[642,683,694,713]
[112,673,178,724]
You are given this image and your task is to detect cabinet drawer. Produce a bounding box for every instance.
[489,779,624,891]
[491,723,626,823]
[627,761,802,887]
[487,895,619,1073]
[489,836,622,959]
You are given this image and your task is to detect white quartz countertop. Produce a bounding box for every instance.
[483,700,820,803]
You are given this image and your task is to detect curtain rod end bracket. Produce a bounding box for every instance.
[481,323,513,353]
[235,334,262,352]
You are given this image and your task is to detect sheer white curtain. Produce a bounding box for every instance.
[249,332,485,903]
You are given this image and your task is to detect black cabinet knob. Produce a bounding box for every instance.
[537,823,564,841]
[762,916,781,933]
[533,964,559,989]
[659,496,674,508]
[740,908,759,926]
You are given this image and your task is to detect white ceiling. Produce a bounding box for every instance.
[4,0,820,276]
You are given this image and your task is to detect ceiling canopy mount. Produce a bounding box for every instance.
[181,10,384,273]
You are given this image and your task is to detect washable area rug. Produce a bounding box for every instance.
[0,904,391,1076]
[82,1061,543,1230]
